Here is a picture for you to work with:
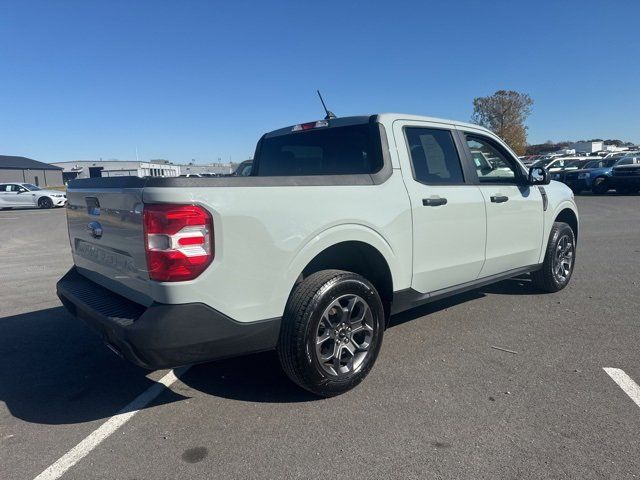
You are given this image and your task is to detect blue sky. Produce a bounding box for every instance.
[1,0,638,164]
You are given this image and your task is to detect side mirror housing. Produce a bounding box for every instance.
[528,166,550,185]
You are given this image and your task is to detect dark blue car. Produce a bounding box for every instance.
[562,156,638,194]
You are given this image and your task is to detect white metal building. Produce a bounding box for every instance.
[570,141,604,154]
[53,160,180,182]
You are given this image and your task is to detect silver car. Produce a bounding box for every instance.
[0,182,67,209]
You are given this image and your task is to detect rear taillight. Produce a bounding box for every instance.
[143,204,213,282]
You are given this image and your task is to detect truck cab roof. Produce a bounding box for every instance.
[265,113,494,138]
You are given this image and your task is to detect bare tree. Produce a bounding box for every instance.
[471,90,533,155]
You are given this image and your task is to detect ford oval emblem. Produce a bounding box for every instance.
[87,221,103,239]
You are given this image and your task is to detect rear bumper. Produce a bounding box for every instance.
[56,267,281,369]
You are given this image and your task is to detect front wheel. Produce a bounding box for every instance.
[278,270,385,397]
[38,197,53,209]
[531,222,576,293]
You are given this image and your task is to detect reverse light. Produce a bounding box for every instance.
[143,204,213,282]
[292,120,329,132]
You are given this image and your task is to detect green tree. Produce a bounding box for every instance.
[471,90,533,155]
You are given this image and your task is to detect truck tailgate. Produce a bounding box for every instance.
[66,185,153,306]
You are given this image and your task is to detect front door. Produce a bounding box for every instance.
[393,121,487,294]
[15,184,37,206]
[461,132,544,277]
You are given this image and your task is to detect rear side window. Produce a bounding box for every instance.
[405,127,464,184]
[255,124,382,176]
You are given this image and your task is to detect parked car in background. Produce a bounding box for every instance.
[563,155,640,194]
[562,158,616,194]
[610,153,640,194]
[548,158,591,181]
[602,151,633,160]
[519,155,540,166]
[0,182,67,209]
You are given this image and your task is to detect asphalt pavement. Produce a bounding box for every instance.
[1,195,639,479]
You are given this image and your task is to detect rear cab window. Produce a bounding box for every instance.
[404,127,465,184]
[253,119,383,176]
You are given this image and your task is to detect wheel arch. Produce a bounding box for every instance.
[554,206,579,241]
[283,225,404,321]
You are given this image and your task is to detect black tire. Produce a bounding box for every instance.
[278,270,385,397]
[38,197,53,209]
[531,222,576,293]
[591,178,608,195]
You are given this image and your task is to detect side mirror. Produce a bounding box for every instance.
[528,166,550,185]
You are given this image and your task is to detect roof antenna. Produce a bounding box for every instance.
[317,90,336,120]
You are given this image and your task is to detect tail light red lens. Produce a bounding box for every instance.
[143,204,213,282]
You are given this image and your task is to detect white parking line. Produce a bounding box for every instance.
[33,366,190,480]
[603,367,640,409]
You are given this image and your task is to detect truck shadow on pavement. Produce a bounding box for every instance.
[0,277,541,423]
[0,306,188,425]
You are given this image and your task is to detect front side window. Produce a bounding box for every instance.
[405,127,464,184]
[255,123,382,176]
[466,135,519,183]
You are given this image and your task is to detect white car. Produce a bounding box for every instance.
[0,182,67,209]
[57,113,578,397]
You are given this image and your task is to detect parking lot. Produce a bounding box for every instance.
[1,194,639,479]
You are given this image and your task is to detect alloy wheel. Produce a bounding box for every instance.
[553,234,574,282]
[315,294,374,376]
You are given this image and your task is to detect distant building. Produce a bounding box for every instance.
[0,155,63,186]
[179,163,237,176]
[52,160,240,182]
[570,141,604,154]
[52,160,180,183]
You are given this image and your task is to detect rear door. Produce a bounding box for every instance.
[0,184,16,206]
[459,130,544,277]
[393,120,486,294]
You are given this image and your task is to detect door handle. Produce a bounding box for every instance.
[422,197,447,207]
[490,195,509,203]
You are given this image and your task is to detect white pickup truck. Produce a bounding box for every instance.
[57,113,578,397]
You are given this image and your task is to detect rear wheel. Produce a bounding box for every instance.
[531,222,576,293]
[38,197,53,209]
[591,177,609,194]
[278,270,385,397]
